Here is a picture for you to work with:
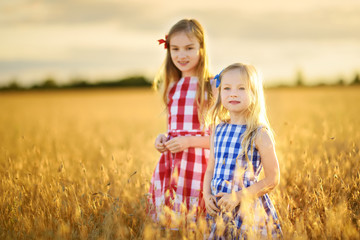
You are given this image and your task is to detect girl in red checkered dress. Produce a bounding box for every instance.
[148,19,214,227]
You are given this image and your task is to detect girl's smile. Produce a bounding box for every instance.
[178,60,190,66]
[229,100,241,104]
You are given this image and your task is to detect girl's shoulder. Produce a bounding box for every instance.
[215,121,227,128]
[212,122,225,135]
[254,126,274,149]
[209,76,215,86]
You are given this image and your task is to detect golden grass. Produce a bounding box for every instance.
[0,87,359,239]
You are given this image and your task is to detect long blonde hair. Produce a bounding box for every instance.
[209,63,274,162]
[153,19,212,124]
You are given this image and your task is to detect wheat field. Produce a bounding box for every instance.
[0,87,359,239]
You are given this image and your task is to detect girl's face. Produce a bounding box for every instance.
[169,31,201,77]
[220,69,251,115]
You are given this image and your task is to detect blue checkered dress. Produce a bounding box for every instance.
[207,122,282,239]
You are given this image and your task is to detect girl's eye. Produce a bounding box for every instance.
[223,87,230,90]
[171,48,178,51]
[187,47,194,50]
[239,87,245,90]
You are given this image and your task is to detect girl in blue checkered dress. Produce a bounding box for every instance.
[203,63,282,239]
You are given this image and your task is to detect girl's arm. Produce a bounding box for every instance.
[203,132,219,216]
[217,128,280,212]
[242,128,280,198]
[164,135,210,153]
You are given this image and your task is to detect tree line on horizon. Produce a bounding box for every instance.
[0,72,359,91]
[0,75,152,91]
[293,71,360,88]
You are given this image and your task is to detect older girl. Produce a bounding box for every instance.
[148,19,213,227]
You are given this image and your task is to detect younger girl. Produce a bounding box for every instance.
[148,19,213,227]
[203,63,282,239]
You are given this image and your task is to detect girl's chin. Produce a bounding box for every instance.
[177,65,188,71]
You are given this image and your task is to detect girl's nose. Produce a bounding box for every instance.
[230,91,238,97]
[178,50,187,58]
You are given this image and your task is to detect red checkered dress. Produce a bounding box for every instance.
[148,76,210,222]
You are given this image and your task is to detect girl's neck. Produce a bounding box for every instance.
[181,69,197,78]
[229,112,246,125]
[181,74,197,78]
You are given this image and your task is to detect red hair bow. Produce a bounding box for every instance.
[158,35,168,49]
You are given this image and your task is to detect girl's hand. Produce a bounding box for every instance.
[204,193,219,217]
[154,134,167,153]
[164,136,189,153]
[216,192,241,212]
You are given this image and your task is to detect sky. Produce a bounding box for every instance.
[0,0,360,87]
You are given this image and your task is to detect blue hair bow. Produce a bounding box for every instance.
[214,70,223,88]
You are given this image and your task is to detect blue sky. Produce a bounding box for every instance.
[0,0,359,86]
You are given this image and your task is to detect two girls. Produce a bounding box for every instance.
[148,18,281,238]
